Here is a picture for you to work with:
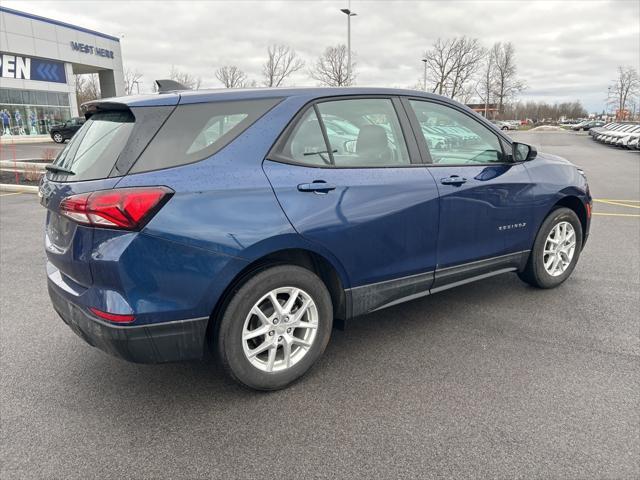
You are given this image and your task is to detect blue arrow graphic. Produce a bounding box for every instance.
[31,59,66,83]
[37,63,46,80]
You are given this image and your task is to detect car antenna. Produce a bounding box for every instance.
[155,79,189,93]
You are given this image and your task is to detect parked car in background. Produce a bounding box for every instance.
[560,119,583,126]
[590,122,640,149]
[491,120,515,131]
[589,122,615,137]
[49,117,86,143]
[41,86,591,390]
[572,120,604,131]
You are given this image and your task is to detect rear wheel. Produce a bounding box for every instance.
[518,207,582,288]
[52,132,64,143]
[216,265,333,390]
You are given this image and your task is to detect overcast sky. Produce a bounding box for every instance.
[6,0,640,111]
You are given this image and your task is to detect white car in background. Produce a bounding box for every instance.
[491,120,517,131]
[603,125,638,144]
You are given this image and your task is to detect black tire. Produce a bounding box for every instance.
[216,265,333,391]
[52,132,64,143]
[518,207,583,289]
[502,126,508,131]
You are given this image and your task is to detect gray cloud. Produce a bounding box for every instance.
[5,0,639,111]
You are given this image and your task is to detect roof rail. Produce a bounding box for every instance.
[155,79,189,93]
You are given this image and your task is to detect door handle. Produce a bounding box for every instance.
[297,182,336,193]
[440,176,467,186]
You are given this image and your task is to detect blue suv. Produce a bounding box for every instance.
[41,86,591,390]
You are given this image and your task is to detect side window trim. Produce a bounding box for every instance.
[267,94,425,168]
[402,96,512,167]
[399,96,433,164]
[391,96,424,165]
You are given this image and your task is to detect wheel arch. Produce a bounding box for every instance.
[549,195,588,246]
[206,247,348,345]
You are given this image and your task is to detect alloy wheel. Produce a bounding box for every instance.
[543,221,576,277]
[242,287,319,372]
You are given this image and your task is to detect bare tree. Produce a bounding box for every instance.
[75,74,100,110]
[215,65,247,88]
[169,65,201,89]
[448,38,485,100]
[123,68,143,95]
[475,47,495,117]
[491,42,524,115]
[422,38,458,96]
[610,66,639,119]
[262,44,305,87]
[310,45,355,87]
[422,37,484,100]
[503,100,587,122]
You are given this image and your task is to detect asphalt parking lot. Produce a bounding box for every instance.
[0,140,63,162]
[1,130,638,479]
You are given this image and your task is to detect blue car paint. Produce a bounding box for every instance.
[43,176,121,286]
[523,152,591,243]
[428,163,536,269]
[263,160,440,287]
[43,87,591,363]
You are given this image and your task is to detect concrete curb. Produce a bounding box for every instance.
[0,136,53,145]
[0,160,47,170]
[0,184,39,193]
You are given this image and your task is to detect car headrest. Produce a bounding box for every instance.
[356,124,389,154]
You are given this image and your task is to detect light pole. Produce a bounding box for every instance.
[421,58,427,91]
[340,6,357,84]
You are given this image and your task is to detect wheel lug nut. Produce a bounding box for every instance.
[273,319,279,325]
[268,331,274,336]
[286,328,292,333]
[278,336,283,342]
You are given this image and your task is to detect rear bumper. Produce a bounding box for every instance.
[48,283,208,363]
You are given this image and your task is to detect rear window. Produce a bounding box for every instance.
[130,98,280,174]
[51,111,134,182]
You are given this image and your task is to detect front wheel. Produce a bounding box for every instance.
[518,207,583,288]
[52,132,64,143]
[216,265,333,390]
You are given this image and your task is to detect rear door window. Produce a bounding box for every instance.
[316,98,411,167]
[131,98,281,173]
[274,98,411,168]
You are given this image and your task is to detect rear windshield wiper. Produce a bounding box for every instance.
[303,149,337,156]
[45,164,75,175]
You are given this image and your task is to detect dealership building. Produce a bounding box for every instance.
[0,6,124,137]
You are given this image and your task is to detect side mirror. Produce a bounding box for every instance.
[512,142,537,162]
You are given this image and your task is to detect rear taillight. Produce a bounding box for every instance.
[59,187,173,230]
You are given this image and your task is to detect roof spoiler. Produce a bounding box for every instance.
[155,79,189,93]
[81,100,130,120]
